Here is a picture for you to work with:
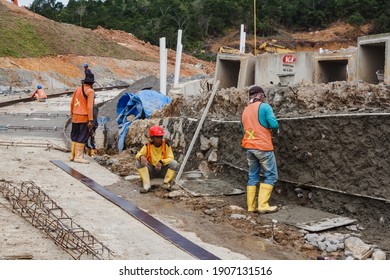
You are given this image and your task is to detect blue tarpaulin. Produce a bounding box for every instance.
[116,90,171,152]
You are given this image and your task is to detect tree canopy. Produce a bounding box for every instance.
[29,0,390,55]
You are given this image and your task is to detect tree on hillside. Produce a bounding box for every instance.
[28,0,390,58]
[31,0,64,18]
[347,12,365,36]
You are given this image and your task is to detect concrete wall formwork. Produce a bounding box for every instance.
[214,54,255,89]
[255,52,357,86]
[313,54,356,83]
[255,52,315,86]
[357,33,390,84]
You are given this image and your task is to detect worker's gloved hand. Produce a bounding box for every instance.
[140,156,149,167]
[155,161,162,171]
[88,121,94,135]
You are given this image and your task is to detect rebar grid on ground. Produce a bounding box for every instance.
[0,180,114,260]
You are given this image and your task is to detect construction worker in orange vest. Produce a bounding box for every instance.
[69,74,95,164]
[135,125,179,193]
[241,86,279,214]
[31,85,47,102]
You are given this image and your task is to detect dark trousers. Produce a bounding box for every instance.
[70,123,89,144]
[86,126,97,149]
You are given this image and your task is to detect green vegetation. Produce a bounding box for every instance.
[0,2,157,60]
[29,0,390,53]
[3,0,390,59]
[0,15,51,57]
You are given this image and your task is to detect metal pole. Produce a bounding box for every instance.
[175,80,220,181]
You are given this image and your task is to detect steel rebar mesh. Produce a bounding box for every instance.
[0,180,114,260]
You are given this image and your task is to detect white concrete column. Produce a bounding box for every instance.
[159,37,167,95]
[174,30,183,86]
[240,24,246,54]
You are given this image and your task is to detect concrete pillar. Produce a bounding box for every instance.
[159,37,167,95]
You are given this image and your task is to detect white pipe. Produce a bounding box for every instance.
[174,30,183,86]
[159,37,167,95]
[242,32,246,54]
[240,24,245,54]
[209,112,390,123]
[277,112,390,120]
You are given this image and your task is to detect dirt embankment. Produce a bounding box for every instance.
[209,22,373,54]
[0,1,214,95]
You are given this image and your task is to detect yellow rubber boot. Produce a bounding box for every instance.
[247,186,257,212]
[257,183,278,213]
[138,167,151,193]
[162,168,176,190]
[69,142,76,161]
[90,149,97,157]
[74,143,89,164]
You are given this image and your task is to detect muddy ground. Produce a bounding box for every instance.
[96,77,390,259]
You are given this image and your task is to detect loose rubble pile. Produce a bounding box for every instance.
[305,233,386,260]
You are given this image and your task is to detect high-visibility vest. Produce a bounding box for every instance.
[36,89,47,99]
[241,102,274,151]
[146,140,167,163]
[72,85,93,116]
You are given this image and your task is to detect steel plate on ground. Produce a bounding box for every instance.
[178,179,244,196]
[264,204,356,232]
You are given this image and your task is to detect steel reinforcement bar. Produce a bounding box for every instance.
[0,180,114,260]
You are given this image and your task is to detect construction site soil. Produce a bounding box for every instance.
[97,77,390,260]
[1,2,388,260]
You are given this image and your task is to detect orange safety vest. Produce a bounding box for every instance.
[72,85,93,116]
[241,102,274,151]
[32,89,47,99]
[36,89,47,99]
[146,140,167,163]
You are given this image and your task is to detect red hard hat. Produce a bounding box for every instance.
[149,125,165,137]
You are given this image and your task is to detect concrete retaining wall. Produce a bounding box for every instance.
[125,115,390,200]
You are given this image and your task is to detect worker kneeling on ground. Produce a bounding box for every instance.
[31,85,47,102]
[241,86,279,214]
[135,125,179,193]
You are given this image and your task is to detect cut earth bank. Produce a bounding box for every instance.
[96,77,390,259]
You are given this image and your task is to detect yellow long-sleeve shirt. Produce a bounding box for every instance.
[136,141,174,166]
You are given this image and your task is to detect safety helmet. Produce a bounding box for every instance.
[83,63,88,67]
[37,84,42,89]
[149,125,165,137]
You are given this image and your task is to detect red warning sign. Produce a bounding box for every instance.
[282,54,296,64]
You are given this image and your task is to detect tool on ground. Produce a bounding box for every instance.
[175,80,220,182]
